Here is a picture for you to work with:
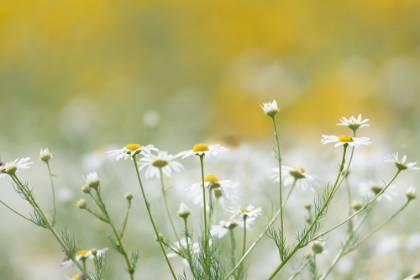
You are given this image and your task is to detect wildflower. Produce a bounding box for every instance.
[83,172,100,189]
[261,100,280,117]
[272,165,319,191]
[406,186,416,200]
[311,241,326,255]
[228,205,262,222]
[384,152,419,172]
[61,248,108,268]
[125,192,134,201]
[138,151,184,179]
[321,135,371,148]
[187,174,240,208]
[177,202,191,219]
[337,114,370,132]
[0,157,32,178]
[177,143,228,159]
[76,199,87,209]
[106,143,158,161]
[39,148,53,163]
[358,180,397,202]
[167,238,200,266]
[351,201,364,211]
[210,219,240,238]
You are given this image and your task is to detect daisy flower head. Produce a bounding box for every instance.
[177,143,228,159]
[228,205,262,222]
[167,237,200,259]
[177,202,191,218]
[272,165,319,191]
[406,186,416,200]
[106,143,158,161]
[83,172,101,189]
[61,248,108,268]
[359,180,397,202]
[187,173,240,208]
[261,100,280,117]
[384,152,419,172]
[138,151,184,179]
[0,157,32,178]
[210,218,240,238]
[337,114,370,132]
[321,135,371,148]
[39,148,53,163]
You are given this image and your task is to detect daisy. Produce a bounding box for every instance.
[211,218,255,238]
[228,205,262,222]
[406,186,416,200]
[337,114,370,131]
[177,143,228,159]
[187,173,240,208]
[358,180,397,202]
[321,135,371,148]
[39,148,53,163]
[138,151,184,179]
[167,237,200,259]
[61,248,108,268]
[272,165,319,191]
[0,157,32,178]
[83,172,100,189]
[177,202,191,218]
[384,152,419,171]
[106,143,158,160]
[261,100,280,117]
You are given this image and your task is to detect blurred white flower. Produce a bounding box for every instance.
[337,114,370,131]
[177,143,228,159]
[211,218,254,238]
[61,248,108,268]
[228,205,262,222]
[261,100,280,117]
[0,157,32,178]
[272,165,319,191]
[321,135,371,148]
[358,180,397,201]
[39,148,53,163]
[138,151,183,179]
[106,143,158,160]
[143,110,160,127]
[384,152,419,171]
[167,238,199,266]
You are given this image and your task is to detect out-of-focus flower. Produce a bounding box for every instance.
[406,186,416,200]
[138,151,183,179]
[384,152,419,171]
[337,114,370,131]
[321,135,371,148]
[167,238,199,266]
[187,173,240,208]
[228,205,262,222]
[358,180,397,202]
[143,110,160,127]
[177,202,191,218]
[272,165,319,191]
[261,100,280,117]
[0,157,32,178]
[106,144,158,161]
[177,143,228,159]
[39,148,53,163]
[61,248,108,268]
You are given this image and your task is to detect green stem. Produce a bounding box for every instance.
[132,156,177,279]
[0,199,35,224]
[287,257,311,280]
[183,218,197,279]
[159,168,180,241]
[120,200,132,239]
[46,162,56,219]
[283,179,297,207]
[199,155,210,279]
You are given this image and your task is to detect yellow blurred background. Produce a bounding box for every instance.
[1,1,420,279]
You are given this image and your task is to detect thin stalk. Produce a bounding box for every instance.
[120,200,132,239]
[198,155,210,279]
[132,156,177,279]
[238,216,247,278]
[183,218,197,279]
[283,179,297,207]
[158,168,180,241]
[0,199,35,224]
[287,257,311,280]
[45,162,57,219]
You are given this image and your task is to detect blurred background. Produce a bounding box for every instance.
[1,0,420,279]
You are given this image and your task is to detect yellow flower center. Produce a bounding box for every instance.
[338,135,354,142]
[204,173,219,183]
[125,144,141,151]
[76,249,89,258]
[192,143,209,152]
[152,159,169,168]
[290,166,306,179]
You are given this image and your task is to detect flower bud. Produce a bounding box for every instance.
[304,203,312,210]
[91,248,97,256]
[39,148,53,163]
[177,203,191,219]
[125,192,134,201]
[81,185,91,193]
[311,241,325,254]
[77,199,87,209]
[351,201,363,211]
[406,186,416,200]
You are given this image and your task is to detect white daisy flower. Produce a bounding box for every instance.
[384,152,419,171]
[358,180,397,202]
[177,202,191,218]
[406,186,416,200]
[210,218,254,239]
[61,248,108,268]
[321,135,371,148]
[83,172,100,189]
[187,173,240,208]
[272,165,319,191]
[167,237,200,259]
[261,100,280,117]
[228,205,262,222]
[337,114,370,131]
[39,148,53,163]
[0,157,32,178]
[106,143,158,160]
[138,151,184,179]
[177,143,228,159]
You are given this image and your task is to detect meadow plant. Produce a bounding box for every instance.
[1,100,419,279]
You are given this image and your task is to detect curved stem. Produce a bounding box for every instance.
[132,156,177,279]
[0,199,34,223]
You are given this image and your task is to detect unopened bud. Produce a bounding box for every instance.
[125,192,134,201]
[406,186,416,200]
[77,199,87,209]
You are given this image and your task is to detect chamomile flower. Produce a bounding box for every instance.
[138,151,184,179]
[337,114,370,132]
[358,180,397,202]
[228,205,262,222]
[211,218,254,238]
[0,157,32,178]
[321,135,371,148]
[61,248,108,268]
[39,148,53,163]
[177,202,191,218]
[167,237,200,259]
[177,143,228,159]
[187,173,240,208]
[272,165,319,191]
[384,152,419,171]
[83,172,101,189]
[106,143,158,160]
[261,100,280,117]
